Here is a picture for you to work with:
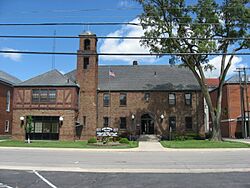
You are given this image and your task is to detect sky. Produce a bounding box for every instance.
[0,0,249,81]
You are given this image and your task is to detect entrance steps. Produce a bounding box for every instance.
[138,134,160,142]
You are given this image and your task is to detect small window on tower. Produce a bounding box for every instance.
[84,57,89,69]
[84,39,91,50]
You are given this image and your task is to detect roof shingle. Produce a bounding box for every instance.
[65,65,200,91]
[0,70,21,85]
[17,69,78,87]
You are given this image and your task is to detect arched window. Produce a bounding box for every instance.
[84,39,91,50]
[6,90,10,112]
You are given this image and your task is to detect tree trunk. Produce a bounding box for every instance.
[210,114,222,141]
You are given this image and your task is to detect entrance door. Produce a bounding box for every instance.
[141,114,154,134]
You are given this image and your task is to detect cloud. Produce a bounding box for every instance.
[118,0,132,8]
[204,56,244,78]
[1,47,22,61]
[99,18,158,64]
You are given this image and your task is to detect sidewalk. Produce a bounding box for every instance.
[135,141,166,151]
[224,138,250,144]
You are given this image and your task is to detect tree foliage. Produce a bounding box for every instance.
[136,0,250,140]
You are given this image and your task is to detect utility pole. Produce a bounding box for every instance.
[236,67,250,138]
[243,68,250,138]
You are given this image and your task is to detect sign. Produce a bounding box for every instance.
[96,127,118,137]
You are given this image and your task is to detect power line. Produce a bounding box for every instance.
[0,22,140,26]
[3,6,244,15]
[0,50,249,56]
[0,35,248,40]
[0,22,248,27]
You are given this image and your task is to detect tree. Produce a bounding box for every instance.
[25,115,33,143]
[136,0,249,141]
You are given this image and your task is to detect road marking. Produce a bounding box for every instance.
[33,170,57,188]
[1,166,250,174]
[0,183,13,188]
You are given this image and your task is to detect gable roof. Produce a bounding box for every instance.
[226,74,250,84]
[0,70,21,85]
[65,65,200,91]
[16,69,78,87]
[205,78,219,87]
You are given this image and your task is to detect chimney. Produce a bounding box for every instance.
[133,60,138,66]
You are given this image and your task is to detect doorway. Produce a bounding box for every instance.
[141,114,154,134]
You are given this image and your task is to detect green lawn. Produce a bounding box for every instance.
[0,140,138,149]
[161,140,250,148]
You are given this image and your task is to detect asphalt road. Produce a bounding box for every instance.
[0,148,250,173]
[0,170,250,188]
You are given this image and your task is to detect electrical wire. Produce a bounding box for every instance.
[0,50,249,56]
[0,22,248,27]
[0,35,248,41]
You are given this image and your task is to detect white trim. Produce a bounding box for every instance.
[209,119,236,124]
[6,90,10,112]
[220,119,236,123]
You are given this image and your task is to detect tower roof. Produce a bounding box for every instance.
[79,31,95,36]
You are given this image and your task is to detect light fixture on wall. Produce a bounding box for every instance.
[131,114,135,120]
[20,116,25,126]
[160,114,164,122]
[59,116,64,126]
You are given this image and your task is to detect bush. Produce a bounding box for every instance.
[119,138,129,144]
[235,132,243,139]
[87,137,97,144]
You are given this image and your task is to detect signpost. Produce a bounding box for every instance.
[96,127,118,137]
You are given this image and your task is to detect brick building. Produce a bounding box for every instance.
[210,75,250,138]
[11,32,205,140]
[0,71,21,135]
[12,70,79,140]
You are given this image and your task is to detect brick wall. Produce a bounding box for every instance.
[12,109,77,140]
[76,34,98,139]
[210,84,250,138]
[97,91,204,137]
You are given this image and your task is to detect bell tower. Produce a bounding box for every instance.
[76,31,98,139]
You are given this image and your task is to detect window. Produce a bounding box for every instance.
[169,116,176,131]
[144,93,150,102]
[83,57,89,69]
[120,93,127,106]
[6,90,10,112]
[103,93,110,107]
[32,89,40,102]
[48,90,56,102]
[40,90,49,102]
[103,117,109,127]
[5,120,9,132]
[32,89,57,103]
[185,93,192,106]
[120,117,127,129]
[83,116,86,126]
[84,39,91,50]
[168,93,176,105]
[185,117,193,130]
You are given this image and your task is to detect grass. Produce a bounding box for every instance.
[160,140,250,148]
[0,140,138,149]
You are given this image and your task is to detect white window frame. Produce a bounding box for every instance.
[6,90,10,112]
[5,120,10,133]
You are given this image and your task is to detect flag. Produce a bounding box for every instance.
[109,69,116,77]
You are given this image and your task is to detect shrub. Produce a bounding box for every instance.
[235,132,243,139]
[87,137,97,144]
[119,138,129,144]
